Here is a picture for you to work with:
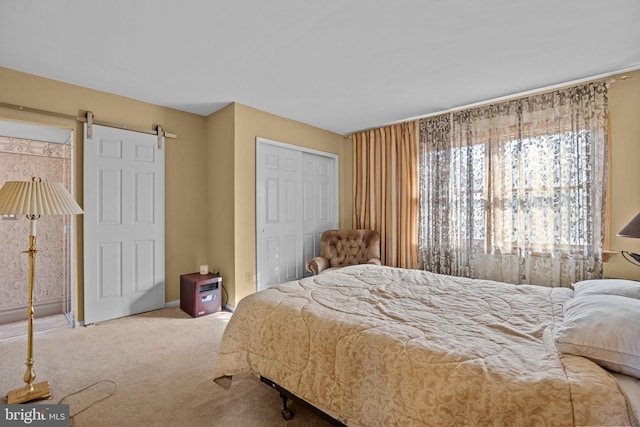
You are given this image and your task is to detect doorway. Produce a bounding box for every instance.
[0,120,74,326]
[256,137,338,291]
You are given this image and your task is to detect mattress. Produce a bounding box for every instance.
[613,373,640,426]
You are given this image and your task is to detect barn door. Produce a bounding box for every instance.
[83,124,165,324]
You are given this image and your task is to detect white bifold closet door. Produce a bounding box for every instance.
[256,138,337,291]
[83,124,165,324]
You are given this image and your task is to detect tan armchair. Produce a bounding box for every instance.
[305,229,381,275]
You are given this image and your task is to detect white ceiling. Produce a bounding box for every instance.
[1,1,639,135]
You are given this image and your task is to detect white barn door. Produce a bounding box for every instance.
[256,138,337,290]
[83,124,165,324]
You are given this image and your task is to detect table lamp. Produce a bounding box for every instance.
[617,211,640,267]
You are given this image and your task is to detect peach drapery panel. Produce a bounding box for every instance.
[352,121,419,268]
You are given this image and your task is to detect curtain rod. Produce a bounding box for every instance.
[347,64,640,137]
[0,101,178,139]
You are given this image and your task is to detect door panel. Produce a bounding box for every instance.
[134,172,155,223]
[256,138,338,289]
[134,240,155,292]
[98,242,122,298]
[302,152,336,277]
[257,143,302,291]
[84,124,165,324]
[99,169,121,224]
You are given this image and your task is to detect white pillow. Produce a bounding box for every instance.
[554,294,640,378]
[572,278,640,299]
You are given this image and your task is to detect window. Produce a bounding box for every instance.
[418,82,608,287]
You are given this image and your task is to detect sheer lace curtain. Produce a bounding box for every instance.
[418,82,608,287]
[353,121,419,268]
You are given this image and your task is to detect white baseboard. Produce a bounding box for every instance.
[0,298,65,324]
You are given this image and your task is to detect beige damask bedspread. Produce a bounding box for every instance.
[212,265,634,426]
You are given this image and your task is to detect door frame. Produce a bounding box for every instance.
[0,120,76,326]
[255,137,338,291]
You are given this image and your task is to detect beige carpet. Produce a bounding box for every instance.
[0,307,333,426]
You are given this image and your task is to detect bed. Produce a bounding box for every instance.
[212,264,639,426]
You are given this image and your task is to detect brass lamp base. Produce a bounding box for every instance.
[7,381,51,404]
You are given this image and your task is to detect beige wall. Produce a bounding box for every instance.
[0,67,209,322]
[2,64,635,319]
[605,69,640,280]
[205,104,237,305]
[207,103,347,306]
[0,67,350,318]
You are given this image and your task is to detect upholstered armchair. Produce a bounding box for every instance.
[305,229,381,275]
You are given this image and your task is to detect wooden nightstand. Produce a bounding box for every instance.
[180,272,222,317]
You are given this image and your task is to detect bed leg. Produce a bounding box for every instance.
[280,393,294,420]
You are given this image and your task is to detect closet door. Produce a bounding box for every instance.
[256,142,303,291]
[302,152,336,277]
[256,138,338,291]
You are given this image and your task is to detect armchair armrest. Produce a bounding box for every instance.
[306,256,329,275]
[368,258,382,266]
